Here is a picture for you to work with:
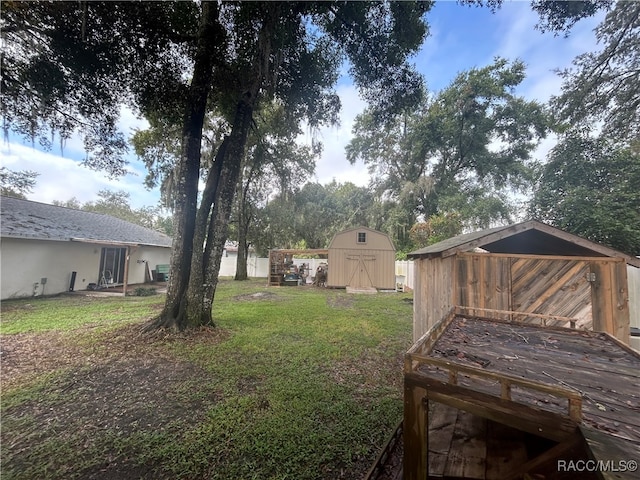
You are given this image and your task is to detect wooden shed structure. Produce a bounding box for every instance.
[327,226,396,291]
[407,220,640,345]
[267,249,328,286]
[400,310,640,480]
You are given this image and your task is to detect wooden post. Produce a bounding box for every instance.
[568,397,582,422]
[404,378,428,480]
[591,260,630,343]
[122,246,130,297]
[501,380,511,400]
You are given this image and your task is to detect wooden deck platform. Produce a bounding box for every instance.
[397,313,640,480]
[370,407,600,480]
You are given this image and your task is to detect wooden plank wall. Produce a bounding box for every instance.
[453,253,629,343]
[591,259,630,343]
[456,254,511,320]
[511,257,592,329]
[413,256,455,341]
[414,253,631,343]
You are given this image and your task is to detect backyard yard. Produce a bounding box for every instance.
[1,279,413,480]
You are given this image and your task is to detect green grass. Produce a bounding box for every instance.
[0,294,163,334]
[1,279,413,480]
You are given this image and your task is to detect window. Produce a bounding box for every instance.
[357,232,366,243]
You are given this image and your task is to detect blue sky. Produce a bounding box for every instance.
[0,1,605,209]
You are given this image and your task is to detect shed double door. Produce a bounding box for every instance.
[346,254,375,288]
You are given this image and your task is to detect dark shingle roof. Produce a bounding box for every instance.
[0,196,172,247]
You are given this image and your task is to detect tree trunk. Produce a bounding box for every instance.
[188,4,280,324]
[191,97,254,322]
[234,226,249,280]
[235,172,249,281]
[156,2,280,328]
[180,138,228,328]
[151,2,220,330]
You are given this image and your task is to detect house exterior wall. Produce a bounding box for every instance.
[0,237,171,300]
[129,245,173,284]
[1,237,100,299]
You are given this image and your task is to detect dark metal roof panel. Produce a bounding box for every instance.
[407,224,508,256]
[0,196,172,248]
[408,220,640,267]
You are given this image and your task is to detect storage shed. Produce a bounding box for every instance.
[407,220,640,345]
[327,226,396,290]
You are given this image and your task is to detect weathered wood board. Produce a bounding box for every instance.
[403,315,640,480]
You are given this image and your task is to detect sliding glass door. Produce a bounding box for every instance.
[98,247,127,286]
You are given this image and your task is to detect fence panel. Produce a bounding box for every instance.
[218,256,415,290]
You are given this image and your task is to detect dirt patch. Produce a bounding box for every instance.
[1,323,229,479]
[8,356,217,433]
[326,294,355,309]
[0,330,80,388]
[234,291,279,301]
[0,323,227,390]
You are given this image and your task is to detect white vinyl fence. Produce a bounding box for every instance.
[220,255,415,290]
[628,265,640,352]
[219,255,269,278]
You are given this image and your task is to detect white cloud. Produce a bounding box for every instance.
[1,106,158,209]
[0,143,160,209]
[300,83,370,187]
[119,105,150,139]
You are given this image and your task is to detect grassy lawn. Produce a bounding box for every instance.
[1,278,413,480]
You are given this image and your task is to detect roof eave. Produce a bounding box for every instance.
[71,237,171,248]
[407,220,640,267]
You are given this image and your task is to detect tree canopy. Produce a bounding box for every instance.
[2,1,433,329]
[347,58,550,231]
[0,167,39,199]
[550,1,640,145]
[529,135,640,255]
[1,2,199,175]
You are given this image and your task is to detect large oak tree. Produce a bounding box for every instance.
[529,135,640,255]
[2,1,432,329]
[549,1,640,145]
[347,58,550,232]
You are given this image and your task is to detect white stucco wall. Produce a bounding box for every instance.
[0,238,171,300]
[1,237,99,299]
[128,245,173,284]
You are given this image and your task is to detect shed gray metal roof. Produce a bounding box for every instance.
[0,196,172,248]
[408,220,640,267]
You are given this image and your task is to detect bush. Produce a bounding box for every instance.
[132,287,157,297]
